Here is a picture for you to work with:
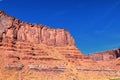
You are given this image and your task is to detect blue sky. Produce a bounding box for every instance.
[0,0,120,54]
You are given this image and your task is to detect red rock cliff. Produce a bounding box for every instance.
[89,48,120,61]
[0,11,74,46]
[0,11,86,80]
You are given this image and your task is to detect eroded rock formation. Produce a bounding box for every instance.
[1,10,120,80]
[0,11,74,46]
[89,48,120,61]
[0,10,87,80]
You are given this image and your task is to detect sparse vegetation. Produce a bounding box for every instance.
[109,78,120,80]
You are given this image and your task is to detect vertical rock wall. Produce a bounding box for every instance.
[0,11,74,46]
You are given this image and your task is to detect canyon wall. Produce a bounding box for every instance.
[0,11,88,80]
[1,10,120,80]
[0,11,74,46]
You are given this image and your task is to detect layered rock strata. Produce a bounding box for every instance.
[89,48,120,61]
[0,11,74,46]
[0,11,86,80]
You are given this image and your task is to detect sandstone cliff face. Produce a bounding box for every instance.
[1,11,120,80]
[0,11,74,46]
[0,11,86,80]
[89,48,120,61]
